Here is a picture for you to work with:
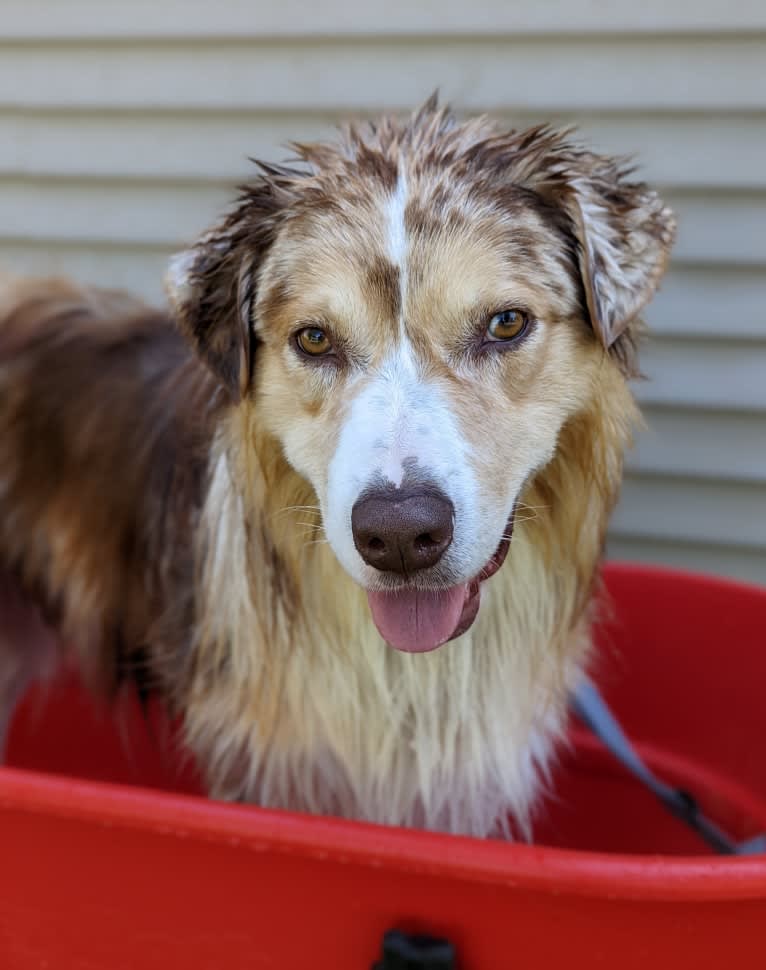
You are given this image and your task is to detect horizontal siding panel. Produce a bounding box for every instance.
[663,190,766,266]
[612,474,766,548]
[646,266,766,339]
[0,179,232,247]
[0,111,337,183]
[606,537,766,587]
[4,1,766,38]
[637,335,766,410]
[1,38,764,112]
[629,407,766,482]
[548,114,766,191]
[4,177,764,265]
[3,110,765,190]
[0,241,173,304]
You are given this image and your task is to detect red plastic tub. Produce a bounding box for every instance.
[2,563,766,969]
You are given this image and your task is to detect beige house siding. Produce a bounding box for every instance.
[2,3,765,583]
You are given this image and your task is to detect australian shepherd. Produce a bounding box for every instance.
[0,99,675,838]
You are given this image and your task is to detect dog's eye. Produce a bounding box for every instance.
[485,309,529,343]
[296,326,333,357]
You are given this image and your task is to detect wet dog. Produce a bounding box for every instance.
[0,99,674,836]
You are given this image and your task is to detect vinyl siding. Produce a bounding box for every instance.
[2,3,764,584]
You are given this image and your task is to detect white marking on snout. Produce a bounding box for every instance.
[326,339,484,587]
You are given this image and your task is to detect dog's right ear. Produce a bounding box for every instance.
[165,180,286,402]
[166,230,254,402]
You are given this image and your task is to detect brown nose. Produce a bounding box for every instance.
[351,488,454,574]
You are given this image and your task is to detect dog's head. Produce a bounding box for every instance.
[167,100,675,654]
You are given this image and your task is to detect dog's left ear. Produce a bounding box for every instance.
[559,159,676,356]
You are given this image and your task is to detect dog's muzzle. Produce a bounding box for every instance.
[351,488,515,654]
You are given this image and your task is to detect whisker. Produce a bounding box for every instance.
[298,537,331,553]
[272,504,322,521]
[515,511,541,522]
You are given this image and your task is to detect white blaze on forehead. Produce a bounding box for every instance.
[385,171,408,266]
[384,165,408,332]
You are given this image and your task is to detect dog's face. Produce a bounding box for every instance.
[169,103,675,653]
[248,177,599,653]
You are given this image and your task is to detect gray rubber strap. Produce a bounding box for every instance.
[571,679,766,856]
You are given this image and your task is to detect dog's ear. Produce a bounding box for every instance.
[166,231,254,401]
[165,180,286,402]
[557,157,676,357]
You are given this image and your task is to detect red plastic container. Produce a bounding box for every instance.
[2,563,766,969]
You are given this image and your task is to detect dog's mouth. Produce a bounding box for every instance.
[366,513,514,654]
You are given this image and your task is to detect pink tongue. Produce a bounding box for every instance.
[367,584,469,653]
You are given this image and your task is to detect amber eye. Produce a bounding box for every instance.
[296,326,333,357]
[485,309,529,343]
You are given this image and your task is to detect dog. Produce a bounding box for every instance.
[0,99,675,838]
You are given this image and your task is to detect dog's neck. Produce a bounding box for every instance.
[185,370,637,836]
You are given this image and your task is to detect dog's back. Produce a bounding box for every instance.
[0,275,214,741]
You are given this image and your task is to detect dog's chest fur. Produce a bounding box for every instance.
[181,394,628,838]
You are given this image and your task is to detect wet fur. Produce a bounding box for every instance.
[0,101,674,836]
